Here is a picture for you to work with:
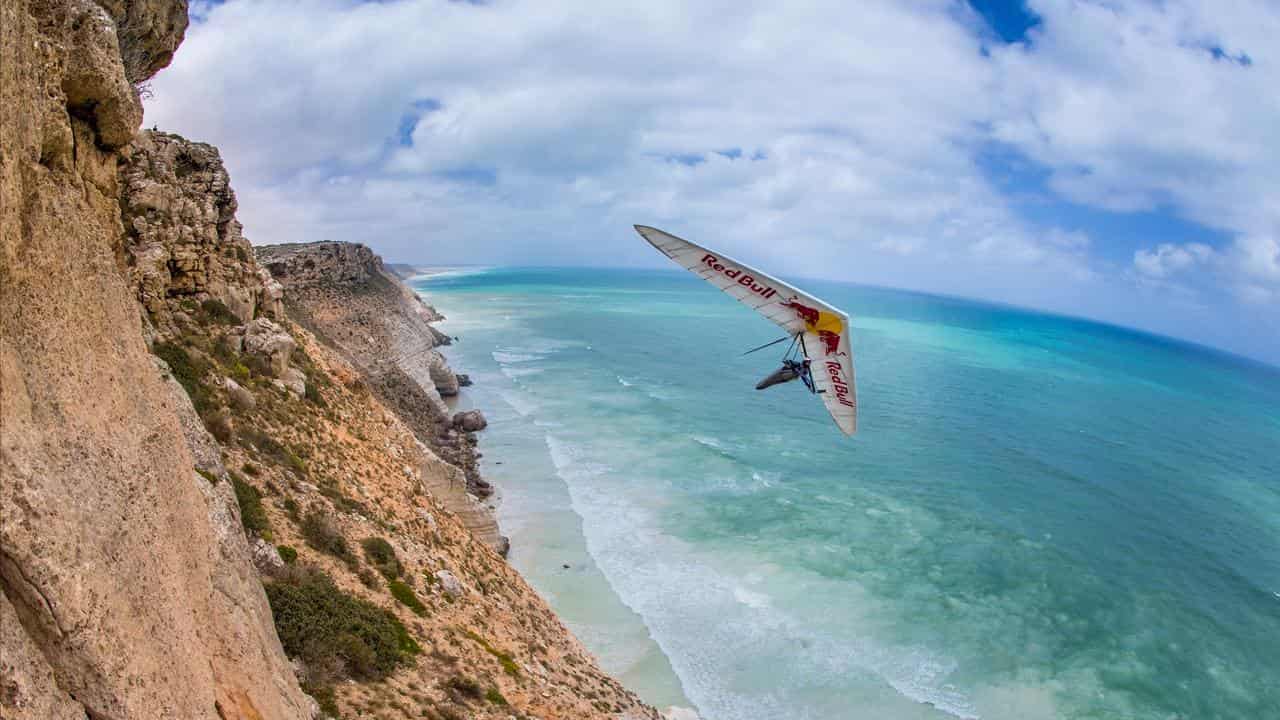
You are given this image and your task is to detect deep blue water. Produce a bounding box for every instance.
[415,267,1279,720]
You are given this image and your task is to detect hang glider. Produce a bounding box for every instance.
[634,225,857,435]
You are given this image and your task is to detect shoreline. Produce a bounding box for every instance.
[409,276,703,720]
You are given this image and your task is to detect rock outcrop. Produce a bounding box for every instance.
[452,409,488,433]
[120,130,284,334]
[1,1,310,719]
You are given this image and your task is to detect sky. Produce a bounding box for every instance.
[145,0,1280,363]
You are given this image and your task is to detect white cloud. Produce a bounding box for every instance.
[991,0,1280,305]
[144,0,1280,360]
[1231,234,1280,282]
[1133,242,1215,279]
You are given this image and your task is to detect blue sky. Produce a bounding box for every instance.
[151,0,1279,362]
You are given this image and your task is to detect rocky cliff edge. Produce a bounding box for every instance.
[1,1,312,718]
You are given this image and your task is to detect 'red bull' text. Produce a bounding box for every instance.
[701,254,778,299]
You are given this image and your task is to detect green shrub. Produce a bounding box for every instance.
[497,654,519,677]
[462,630,520,677]
[277,545,298,564]
[231,474,270,537]
[484,687,508,706]
[229,361,251,384]
[361,537,402,580]
[286,450,307,476]
[194,466,220,485]
[388,579,426,616]
[301,682,339,718]
[264,568,419,684]
[301,510,354,564]
[153,341,213,415]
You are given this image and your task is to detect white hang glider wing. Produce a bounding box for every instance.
[634,225,857,435]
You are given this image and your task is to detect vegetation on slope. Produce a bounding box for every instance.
[264,566,420,683]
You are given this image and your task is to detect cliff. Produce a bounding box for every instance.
[2,2,662,718]
[256,242,505,551]
[1,1,310,718]
[112,131,654,718]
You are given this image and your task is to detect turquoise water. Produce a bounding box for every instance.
[414,267,1280,720]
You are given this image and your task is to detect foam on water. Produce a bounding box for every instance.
[543,433,984,720]
[492,350,542,364]
[410,265,496,281]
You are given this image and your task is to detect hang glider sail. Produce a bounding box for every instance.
[634,225,857,435]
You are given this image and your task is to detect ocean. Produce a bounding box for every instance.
[411,266,1280,720]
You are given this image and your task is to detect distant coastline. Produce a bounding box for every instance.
[385,263,494,282]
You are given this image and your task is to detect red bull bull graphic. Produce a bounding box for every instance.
[700,254,778,299]
[782,299,821,326]
[784,299,845,356]
[818,329,842,356]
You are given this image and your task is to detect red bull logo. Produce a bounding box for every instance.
[782,299,821,326]
[825,360,855,408]
[700,254,778,299]
[784,298,844,356]
[818,329,841,356]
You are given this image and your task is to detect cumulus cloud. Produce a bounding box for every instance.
[1133,243,1215,279]
[144,0,1280,360]
[992,0,1280,308]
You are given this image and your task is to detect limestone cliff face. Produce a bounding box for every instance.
[120,130,285,334]
[0,2,310,718]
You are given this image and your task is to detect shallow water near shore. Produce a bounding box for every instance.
[415,267,1280,720]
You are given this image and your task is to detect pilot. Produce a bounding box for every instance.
[756,358,814,393]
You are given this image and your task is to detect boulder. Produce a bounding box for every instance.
[221,330,244,355]
[224,377,255,411]
[451,409,487,433]
[249,538,284,575]
[280,367,307,397]
[258,267,285,319]
[242,318,296,377]
[456,373,473,387]
[429,352,460,396]
[434,570,465,598]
